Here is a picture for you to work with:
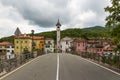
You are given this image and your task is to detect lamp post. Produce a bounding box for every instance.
[31,30,34,58]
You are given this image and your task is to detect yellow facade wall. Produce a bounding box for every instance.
[14,38,32,55]
[14,37,44,55]
[34,39,44,51]
[0,46,6,53]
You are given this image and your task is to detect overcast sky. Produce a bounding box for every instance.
[0,0,110,38]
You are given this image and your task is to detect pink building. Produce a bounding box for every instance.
[73,38,112,56]
[87,40,103,56]
[73,39,87,55]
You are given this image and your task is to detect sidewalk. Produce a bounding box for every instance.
[0,70,7,77]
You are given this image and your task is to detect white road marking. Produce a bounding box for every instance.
[56,53,59,80]
[81,57,120,76]
[0,55,43,80]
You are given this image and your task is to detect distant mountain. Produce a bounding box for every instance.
[83,26,105,30]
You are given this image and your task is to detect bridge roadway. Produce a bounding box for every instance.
[0,53,120,80]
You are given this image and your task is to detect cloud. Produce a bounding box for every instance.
[1,0,71,27]
[0,2,47,38]
[0,0,110,37]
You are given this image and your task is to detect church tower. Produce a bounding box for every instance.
[56,19,61,53]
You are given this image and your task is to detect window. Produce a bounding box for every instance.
[46,45,50,48]
[25,41,27,43]
[66,41,68,45]
[83,42,84,46]
[40,41,43,43]
[48,41,51,45]
[6,46,9,48]
[78,43,80,46]
[12,46,14,48]
[16,46,19,49]
[7,50,10,52]
[12,50,14,54]
[48,41,50,43]
[16,41,19,43]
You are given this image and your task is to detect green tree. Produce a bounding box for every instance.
[105,0,120,50]
[105,0,120,28]
[112,25,120,52]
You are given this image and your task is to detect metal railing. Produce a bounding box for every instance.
[0,51,44,76]
[72,51,120,73]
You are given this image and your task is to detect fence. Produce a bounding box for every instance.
[72,52,120,73]
[0,52,44,76]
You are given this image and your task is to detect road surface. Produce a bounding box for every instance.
[0,53,120,80]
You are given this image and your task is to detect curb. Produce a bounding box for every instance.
[0,71,7,77]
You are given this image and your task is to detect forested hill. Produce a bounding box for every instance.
[83,26,105,30]
[0,26,110,43]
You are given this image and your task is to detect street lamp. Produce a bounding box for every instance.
[31,30,34,58]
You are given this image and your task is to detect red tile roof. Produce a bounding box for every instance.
[16,36,31,39]
[33,36,44,40]
[103,46,116,51]
[0,42,13,46]
[74,38,86,42]
[15,36,44,40]
[103,47,113,51]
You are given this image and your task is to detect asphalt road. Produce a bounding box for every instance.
[0,53,120,80]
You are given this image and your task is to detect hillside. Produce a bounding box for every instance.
[0,26,110,43]
[83,26,105,30]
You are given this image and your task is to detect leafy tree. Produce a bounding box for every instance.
[105,0,120,50]
[111,24,120,43]
[0,36,14,43]
[105,0,120,28]
[112,25,120,52]
[23,47,29,53]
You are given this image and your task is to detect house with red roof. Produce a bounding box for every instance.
[0,42,14,59]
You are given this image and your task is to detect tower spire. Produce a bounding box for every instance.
[56,19,61,26]
[14,27,22,37]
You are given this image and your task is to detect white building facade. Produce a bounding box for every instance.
[44,38,54,53]
[6,44,15,59]
[60,37,73,53]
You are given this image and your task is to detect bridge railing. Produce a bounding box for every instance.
[72,51,120,73]
[0,51,45,76]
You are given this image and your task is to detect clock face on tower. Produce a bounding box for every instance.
[57,26,60,28]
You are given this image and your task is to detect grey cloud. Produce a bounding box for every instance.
[1,0,109,28]
[79,0,108,15]
[1,0,71,27]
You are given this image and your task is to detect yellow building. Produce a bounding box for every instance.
[14,35,44,55]
[33,36,44,51]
